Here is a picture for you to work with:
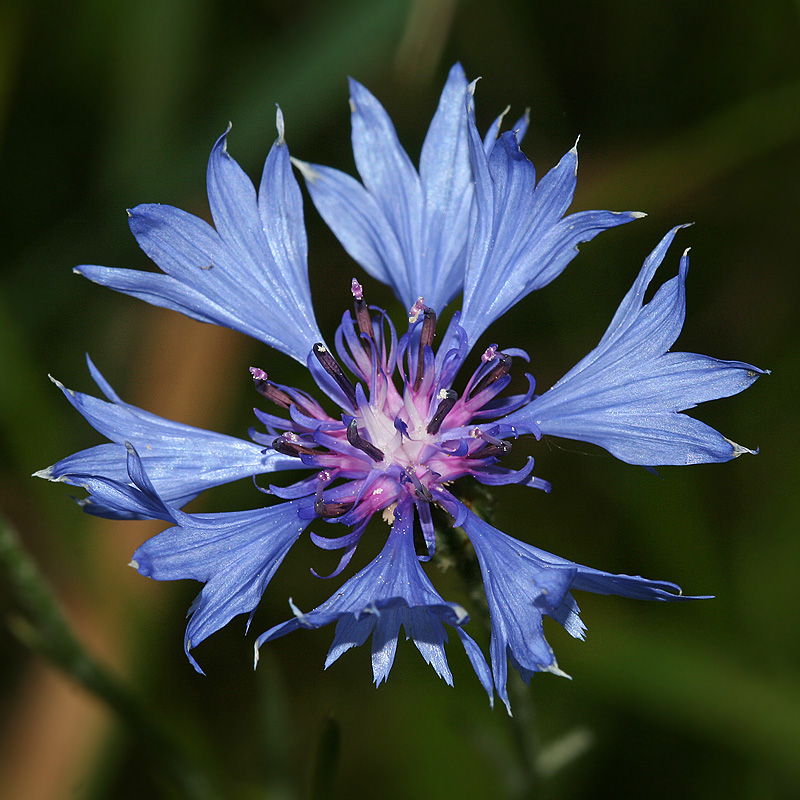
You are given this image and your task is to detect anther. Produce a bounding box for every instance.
[272,434,318,457]
[402,467,433,502]
[414,306,437,390]
[314,499,355,518]
[469,352,511,398]
[466,441,512,459]
[466,430,512,460]
[426,389,458,435]
[420,308,437,348]
[351,279,375,341]
[312,343,358,408]
[250,367,294,408]
[346,419,385,462]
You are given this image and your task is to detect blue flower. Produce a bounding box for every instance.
[39,65,764,709]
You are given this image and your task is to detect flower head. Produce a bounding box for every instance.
[39,65,764,710]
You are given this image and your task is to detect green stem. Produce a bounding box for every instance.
[0,511,218,800]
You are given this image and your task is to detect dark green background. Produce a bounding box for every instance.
[1,0,797,798]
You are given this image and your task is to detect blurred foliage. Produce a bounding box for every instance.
[1,0,798,798]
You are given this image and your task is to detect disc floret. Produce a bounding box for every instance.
[252,283,540,574]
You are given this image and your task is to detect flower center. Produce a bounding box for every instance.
[249,281,543,574]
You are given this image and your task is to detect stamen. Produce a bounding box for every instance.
[420,308,437,348]
[314,499,355,518]
[402,467,433,502]
[469,352,511,398]
[313,467,354,518]
[352,279,375,341]
[346,419,385,463]
[414,307,437,390]
[481,344,498,363]
[427,388,458,434]
[250,367,294,409]
[465,442,511,459]
[312,343,358,408]
[272,433,318,457]
[466,428,513,459]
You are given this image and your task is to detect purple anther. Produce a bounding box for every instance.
[402,467,433,502]
[251,367,294,408]
[351,277,363,300]
[426,389,458,435]
[312,343,358,408]
[272,435,318,457]
[465,442,511,460]
[314,499,355,519]
[414,307,437,390]
[353,290,375,341]
[481,344,498,364]
[420,308,437,347]
[466,430,512,460]
[346,419,385,463]
[469,353,511,398]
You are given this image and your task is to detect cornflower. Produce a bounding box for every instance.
[39,65,763,711]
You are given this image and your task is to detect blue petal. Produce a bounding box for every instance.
[300,65,472,313]
[483,107,530,153]
[133,499,312,673]
[416,62,473,309]
[455,628,495,705]
[76,114,321,363]
[460,507,698,713]
[255,502,492,698]
[459,91,641,348]
[294,162,408,297]
[348,76,423,306]
[67,442,181,522]
[505,229,766,465]
[460,509,574,712]
[35,356,299,517]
